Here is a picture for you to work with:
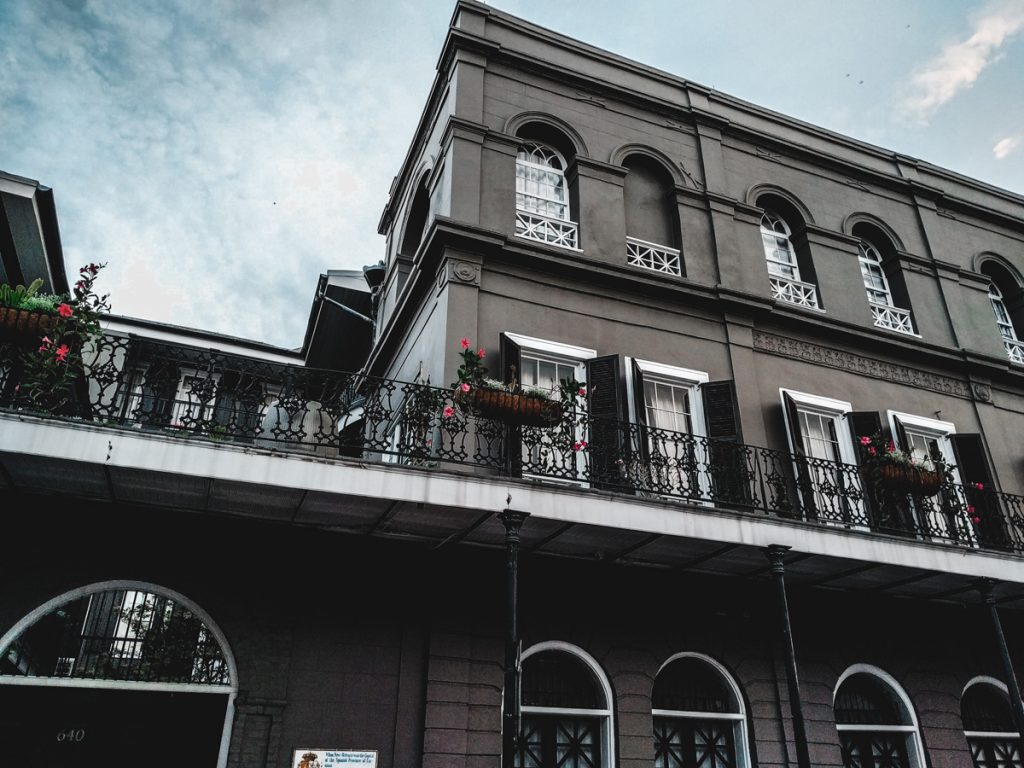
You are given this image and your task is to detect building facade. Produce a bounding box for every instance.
[5,3,1024,768]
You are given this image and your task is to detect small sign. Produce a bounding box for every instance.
[292,749,377,768]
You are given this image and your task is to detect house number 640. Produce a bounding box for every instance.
[56,729,86,742]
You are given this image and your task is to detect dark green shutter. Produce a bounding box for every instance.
[586,355,625,490]
[701,381,749,505]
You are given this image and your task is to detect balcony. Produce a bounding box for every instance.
[2,333,1023,557]
[870,302,915,335]
[769,276,820,310]
[514,210,579,250]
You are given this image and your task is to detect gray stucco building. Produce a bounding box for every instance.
[3,3,1024,768]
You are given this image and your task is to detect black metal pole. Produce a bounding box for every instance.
[765,545,811,768]
[499,509,529,768]
[979,579,1024,739]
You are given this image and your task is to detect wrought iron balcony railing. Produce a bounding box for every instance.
[2,332,1023,555]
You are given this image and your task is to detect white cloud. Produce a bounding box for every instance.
[900,0,1024,124]
[994,135,1021,158]
[0,0,442,348]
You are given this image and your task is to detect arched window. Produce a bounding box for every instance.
[980,260,1024,363]
[623,154,681,276]
[757,200,820,310]
[652,653,751,768]
[962,678,1022,768]
[851,221,915,335]
[859,240,893,306]
[513,121,580,250]
[834,667,924,768]
[0,582,236,767]
[517,642,613,768]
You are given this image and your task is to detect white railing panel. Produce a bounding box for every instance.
[769,276,820,309]
[870,303,915,335]
[626,237,681,276]
[515,211,579,249]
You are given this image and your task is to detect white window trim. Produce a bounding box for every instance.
[626,359,711,503]
[519,641,614,767]
[506,334,593,485]
[961,677,1021,741]
[780,389,868,530]
[834,664,925,768]
[503,333,596,362]
[0,580,238,768]
[780,389,859,467]
[653,652,752,768]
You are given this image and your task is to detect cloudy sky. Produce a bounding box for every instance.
[2,0,1023,349]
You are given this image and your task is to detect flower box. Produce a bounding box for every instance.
[458,387,562,427]
[868,463,943,497]
[0,307,57,348]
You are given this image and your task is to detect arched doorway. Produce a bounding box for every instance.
[0,581,236,767]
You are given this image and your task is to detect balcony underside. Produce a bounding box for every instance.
[4,413,1024,608]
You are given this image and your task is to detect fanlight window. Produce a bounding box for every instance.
[516,142,569,222]
[0,588,229,685]
[834,672,922,768]
[517,646,611,768]
[760,211,800,281]
[859,240,893,306]
[962,681,1023,768]
[652,655,750,768]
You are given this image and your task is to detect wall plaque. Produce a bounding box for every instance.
[292,749,378,768]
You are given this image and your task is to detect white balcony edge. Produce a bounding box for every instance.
[3,412,1024,584]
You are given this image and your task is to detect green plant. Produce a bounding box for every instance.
[17,263,110,412]
[0,277,45,308]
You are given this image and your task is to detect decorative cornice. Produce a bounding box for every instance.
[752,331,973,399]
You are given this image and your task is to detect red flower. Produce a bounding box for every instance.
[572,440,588,452]
[867,446,877,455]
[967,505,976,515]
[973,482,985,491]
[887,439,896,452]
[57,303,73,318]
[971,516,981,524]
[859,436,871,446]
[478,348,485,359]
[54,344,70,362]
[460,338,471,350]
[74,280,85,292]
[38,336,52,352]
[460,383,470,393]
[443,406,455,418]
[578,387,587,397]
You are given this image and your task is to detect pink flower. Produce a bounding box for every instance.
[973,482,985,491]
[57,303,73,318]
[972,516,981,524]
[572,440,588,452]
[967,505,976,515]
[578,387,587,397]
[868,447,877,456]
[443,406,455,418]
[887,440,896,452]
[478,348,485,359]
[859,436,871,446]
[38,336,52,352]
[460,383,470,393]
[460,338,471,350]
[55,344,70,362]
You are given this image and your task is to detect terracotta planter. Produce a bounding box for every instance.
[867,463,943,497]
[0,307,57,348]
[458,388,562,427]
